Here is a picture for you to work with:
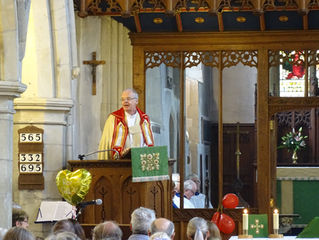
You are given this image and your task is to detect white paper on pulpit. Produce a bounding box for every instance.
[35,201,74,223]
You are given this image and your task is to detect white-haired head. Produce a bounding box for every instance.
[150,232,171,240]
[187,217,209,240]
[131,207,156,235]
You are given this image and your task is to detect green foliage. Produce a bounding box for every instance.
[278,127,308,152]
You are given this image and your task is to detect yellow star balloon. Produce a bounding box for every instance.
[56,169,92,206]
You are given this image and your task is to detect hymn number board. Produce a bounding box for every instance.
[19,133,43,173]
[18,126,44,190]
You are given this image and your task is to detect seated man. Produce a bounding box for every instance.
[128,207,156,240]
[150,218,175,239]
[187,173,213,208]
[92,221,123,240]
[173,180,196,209]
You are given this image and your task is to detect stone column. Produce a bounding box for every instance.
[12,0,77,237]
[13,97,73,237]
[0,81,26,229]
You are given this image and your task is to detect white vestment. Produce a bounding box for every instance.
[190,193,213,208]
[173,194,195,209]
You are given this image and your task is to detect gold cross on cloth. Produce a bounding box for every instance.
[250,219,264,234]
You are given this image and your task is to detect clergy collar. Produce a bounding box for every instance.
[125,111,138,118]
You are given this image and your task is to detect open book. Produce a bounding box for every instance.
[35,201,74,223]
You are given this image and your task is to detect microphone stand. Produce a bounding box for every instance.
[78,149,120,160]
[75,206,83,220]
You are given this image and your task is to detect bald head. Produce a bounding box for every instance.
[93,221,123,240]
[150,218,175,238]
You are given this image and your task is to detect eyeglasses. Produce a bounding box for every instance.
[121,97,137,102]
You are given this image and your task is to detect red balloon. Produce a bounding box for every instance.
[218,213,235,234]
[211,211,221,225]
[222,193,239,209]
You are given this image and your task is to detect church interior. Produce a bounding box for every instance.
[1,0,319,239]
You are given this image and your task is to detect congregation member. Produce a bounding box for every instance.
[149,232,171,240]
[98,88,154,160]
[51,219,86,240]
[173,180,197,208]
[45,232,80,240]
[12,208,29,229]
[150,218,175,239]
[207,221,221,240]
[92,221,123,240]
[187,217,209,240]
[3,226,35,240]
[128,207,156,240]
[186,174,213,208]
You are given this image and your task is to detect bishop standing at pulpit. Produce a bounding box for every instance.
[98,88,154,159]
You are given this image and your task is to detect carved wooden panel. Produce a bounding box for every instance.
[146,181,165,216]
[276,108,319,165]
[145,51,258,70]
[75,0,319,18]
[211,124,256,207]
[122,177,141,223]
[68,160,170,224]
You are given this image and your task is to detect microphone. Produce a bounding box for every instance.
[78,149,119,160]
[77,199,103,208]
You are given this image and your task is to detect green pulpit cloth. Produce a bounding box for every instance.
[131,146,169,182]
[297,217,319,238]
[248,214,268,238]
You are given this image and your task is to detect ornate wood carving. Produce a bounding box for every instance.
[75,0,319,17]
[145,51,181,69]
[276,111,293,126]
[184,51,219,69]
[145,50,257,70]
[222,50,258,68]
[276,110,311,128]
[94,176,111,222]
[122,177,141,223]
[68,160,171,224]
[269,97,319,116]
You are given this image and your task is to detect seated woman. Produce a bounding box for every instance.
[187,217,209,240]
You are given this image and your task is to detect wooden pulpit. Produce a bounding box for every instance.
[68,159,172,225]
